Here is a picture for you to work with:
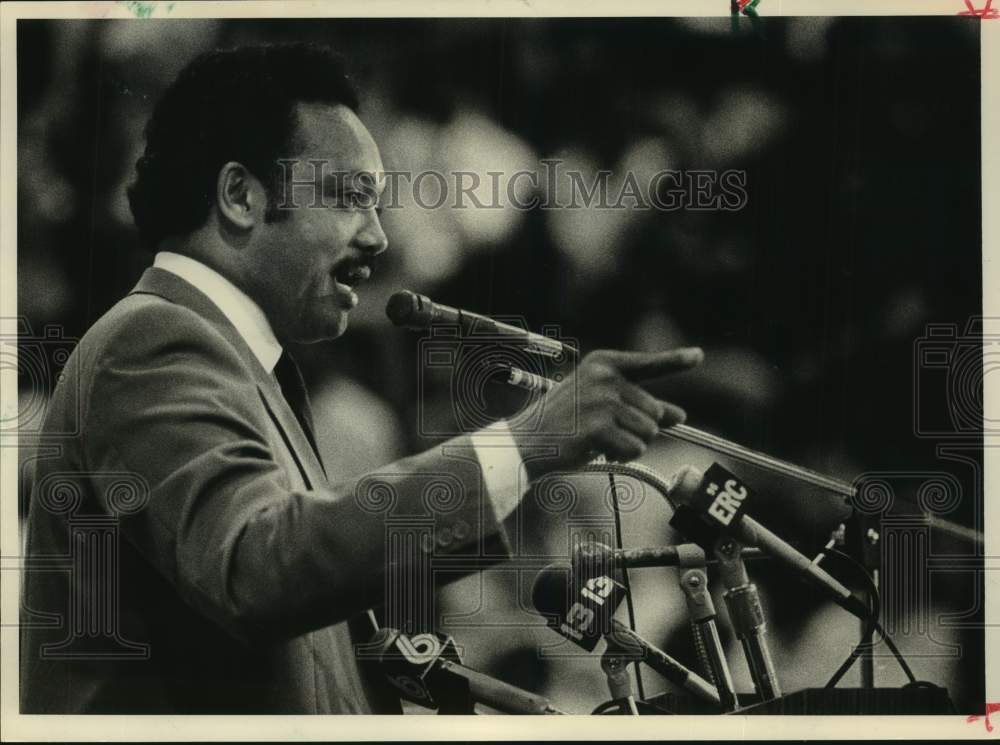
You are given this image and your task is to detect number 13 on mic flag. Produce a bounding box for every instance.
[549,571,627,652]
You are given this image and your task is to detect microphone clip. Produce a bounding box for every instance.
[600,647,640,715]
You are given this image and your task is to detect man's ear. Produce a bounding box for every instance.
[216,161,266,230]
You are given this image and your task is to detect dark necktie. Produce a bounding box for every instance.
[272,351,326,478]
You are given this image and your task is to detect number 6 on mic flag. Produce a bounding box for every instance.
[367,628,470,710]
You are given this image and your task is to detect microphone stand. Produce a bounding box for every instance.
[714,536,782,704]
[847,514,881,689]
[821,519,877,689]
[860,569,877,689]
[677,556,740,712]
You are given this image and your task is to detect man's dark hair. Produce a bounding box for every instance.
[127,42,359,249]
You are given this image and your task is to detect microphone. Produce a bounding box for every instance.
[667,464,869,620]
[575,542,766,569]
[369,627,565,714]
[530,561,720,706]
[386,290,579,360]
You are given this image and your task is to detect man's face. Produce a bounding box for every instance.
[245,102,388,344]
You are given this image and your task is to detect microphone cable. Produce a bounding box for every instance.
[581,459,685,705]
[591,698,662,715]
[580,457,692,701]
[820,548,919,688]
[606,468,646,702]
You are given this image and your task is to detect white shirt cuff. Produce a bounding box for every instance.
[471,420,530,522]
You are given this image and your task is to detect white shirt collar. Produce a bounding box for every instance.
[153,251,283,374]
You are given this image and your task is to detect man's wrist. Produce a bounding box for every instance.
[470,420,531,522]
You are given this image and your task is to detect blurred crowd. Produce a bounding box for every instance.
[16,16,984,711]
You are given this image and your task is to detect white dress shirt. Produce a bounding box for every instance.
[153,251,529,521]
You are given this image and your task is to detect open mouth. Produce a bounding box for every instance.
[331,261,373,308]
[333,262,372,293]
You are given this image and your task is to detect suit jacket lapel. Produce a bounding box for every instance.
[128,267,402,713]
[129,267,328,491]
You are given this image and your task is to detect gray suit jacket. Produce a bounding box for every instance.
[20,267,512,713]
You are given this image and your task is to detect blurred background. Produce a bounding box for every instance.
[16,16,985,713]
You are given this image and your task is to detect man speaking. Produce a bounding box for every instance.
[20,43,702,714]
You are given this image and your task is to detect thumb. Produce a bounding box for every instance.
[601,347,704,382]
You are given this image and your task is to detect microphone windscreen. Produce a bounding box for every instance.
[530,563,573,619]
[385,290,419,327]
[665,465,704,507]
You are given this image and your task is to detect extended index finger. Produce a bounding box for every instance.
[599,347,704,383]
